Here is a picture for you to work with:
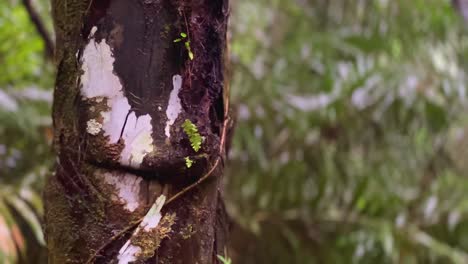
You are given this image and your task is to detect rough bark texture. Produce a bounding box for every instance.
[44,0,229,263]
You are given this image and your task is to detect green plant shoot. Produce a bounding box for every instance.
[182,119,202,152]
[217,255,232,264]
[174,32,194,60]
[184,157,194,168]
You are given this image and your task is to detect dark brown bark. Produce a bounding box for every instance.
[44,0,230,263]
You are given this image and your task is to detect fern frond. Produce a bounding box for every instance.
[182,119,202,152]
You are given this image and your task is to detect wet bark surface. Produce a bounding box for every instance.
[44,0,229,263]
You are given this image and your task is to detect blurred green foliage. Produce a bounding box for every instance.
[0,0,52,262]
[227,0,468,263]
[1,0,468,263]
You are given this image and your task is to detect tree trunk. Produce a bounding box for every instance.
[44,0,230,263]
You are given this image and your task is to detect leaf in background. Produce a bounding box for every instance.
[0,200,19,263]
[5,196,44,246]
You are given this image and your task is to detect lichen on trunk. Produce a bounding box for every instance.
[44,0,230,263]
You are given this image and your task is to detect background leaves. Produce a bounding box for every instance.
[226,0,468,263]
[1,0,468,263]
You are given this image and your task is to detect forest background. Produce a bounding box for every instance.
[1,0,468,263]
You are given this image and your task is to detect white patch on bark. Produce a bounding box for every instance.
[117,246,140,264]
[100,172,142,212]
[164,75,183,138]
[80,26,154,167]
[101,97,131,144]
[117,195,166,264]
[140,195,166,231]
[86,119,102,135]
[80,37,122,99]
[120,113,154,167]
[89,26,98,37]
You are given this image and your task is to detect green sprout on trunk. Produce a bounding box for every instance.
[174,32,194,60]
[217,255,232,264]
[184,157,194,168]
[182,119,202,152]
[182,119,202,168]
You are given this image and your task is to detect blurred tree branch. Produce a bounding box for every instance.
[22,0,54,59]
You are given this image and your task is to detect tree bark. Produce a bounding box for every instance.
[44,0,230,263]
